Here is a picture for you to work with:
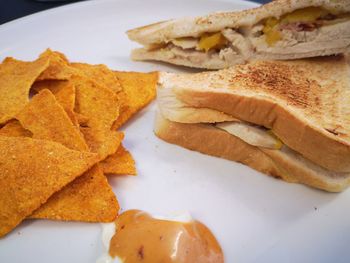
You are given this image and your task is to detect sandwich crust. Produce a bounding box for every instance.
[127,0,350,45]
[155,112,350,192]
[128,0,350,69]
[159,57,350,172]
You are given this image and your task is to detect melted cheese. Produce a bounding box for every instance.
[281,7,329,24]
[263,7,335,46]
[197,32,227,52]
[263,17,282,46]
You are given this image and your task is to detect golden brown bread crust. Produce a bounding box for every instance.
[159,57,350,172]
[155,112,281,177]
[127,0,350,45]
[155,112,350,192]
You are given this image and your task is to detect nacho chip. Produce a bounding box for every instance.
[112,71,158,129]
[74,75,121,159]
[0,120,32,137]
[100,144,136,175]
[27,50,121,160]
[71,63,122,93]
[31,165,119,222]
[33,163,119,222]
[32,80,75,112]
[16,89,119,222]
[31,80,78,125]
[80,127,124,160]
[0,56,49,124]
[37,49,74,81]
[74,75,119,132]
[71,63,128,121]
[0,136,98,237]
[17,89,88,152]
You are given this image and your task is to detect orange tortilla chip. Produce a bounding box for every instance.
[37,49,74,80]
[0,56,49,124]
[0,120,32,137]
[0,136,98,237]
[24,50,121,160]
[32,80,75,112]
[16,89,119,222]
[31,80,78,125]
[74,75,121,159]
[71,63,128,121]
[17,89,88,152]
[31,165,119,222]
[75,112,89,126]
[71,63,122,93]
[112,71,158,129]
[74,75,119,133]
[100,144,136,175]
[80,127,124,160]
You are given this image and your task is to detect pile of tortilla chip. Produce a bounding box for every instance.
[0,49,157,237]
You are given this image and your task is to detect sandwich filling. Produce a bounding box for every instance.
[156,85,349,178]
[216,122,283,150]
[144,7,350,65]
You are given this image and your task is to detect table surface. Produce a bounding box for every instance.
[0,0,267,25]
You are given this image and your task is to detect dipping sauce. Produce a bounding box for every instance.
[108,210,224,263]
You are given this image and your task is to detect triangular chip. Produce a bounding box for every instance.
[37,49,74,81]
[0,135,98,237]
[31,165,118,222]
[0,55,49,124]
[32,80,75,113]
[28,50,122,160]
[80,127,124,161]
[0,120,32,138]
[100,144,136,175]
[16,89,119,222]
[73,75,121,159]
[71,63,122,93]
[71,63,128,121]
[112,71,158,129]
[17,89,88,152]
[31,80,78,125]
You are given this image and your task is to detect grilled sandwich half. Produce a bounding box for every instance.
[155,56,350,192]
[128,0,350,69]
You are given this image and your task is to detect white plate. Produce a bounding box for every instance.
[1,0,350,262]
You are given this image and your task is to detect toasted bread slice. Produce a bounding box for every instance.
[155,112,350,192]
[158,57,350,172]
[128,0,350,69]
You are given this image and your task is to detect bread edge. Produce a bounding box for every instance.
[154,111,350,192]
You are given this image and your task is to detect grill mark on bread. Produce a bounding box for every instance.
[229,62,310,108]
[162,57,350,146]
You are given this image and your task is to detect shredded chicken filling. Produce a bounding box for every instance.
[262,7,350,46]
[153,7,349,55]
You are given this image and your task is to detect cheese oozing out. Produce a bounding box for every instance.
[169,7,350,50]
[263,7,349,46]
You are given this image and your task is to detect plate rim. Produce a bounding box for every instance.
[0,0,260,31]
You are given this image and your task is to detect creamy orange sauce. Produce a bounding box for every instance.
[109,210,224,263]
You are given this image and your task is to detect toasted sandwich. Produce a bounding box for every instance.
[154,56,350,192]
[127,0,350,69]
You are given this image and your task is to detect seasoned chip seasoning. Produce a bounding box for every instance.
[108,210,224,263]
